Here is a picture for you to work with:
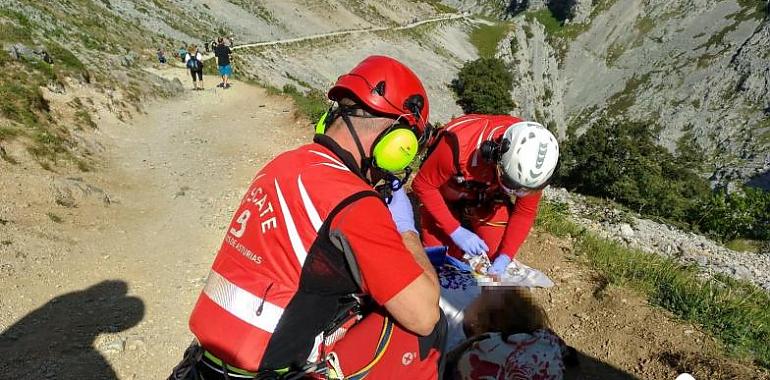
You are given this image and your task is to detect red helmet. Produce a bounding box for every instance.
[328,55,431,138]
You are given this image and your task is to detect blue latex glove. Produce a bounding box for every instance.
[449,226,488,256]
[387,187,417,234]
[488,254,512,276]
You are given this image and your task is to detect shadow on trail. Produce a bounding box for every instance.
[566,350,640,380]
[0,280,144,380]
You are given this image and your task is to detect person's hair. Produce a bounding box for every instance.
[466,287,550,337]
[218,37,224,44]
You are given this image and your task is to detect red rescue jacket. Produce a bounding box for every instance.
[412,114,542,257]
[189,135,384,371]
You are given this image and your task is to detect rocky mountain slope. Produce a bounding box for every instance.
[0,0,463,169]
[499,0,770,188]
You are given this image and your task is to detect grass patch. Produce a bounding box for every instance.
[469,22,511,58]
[605,41,626,66]
[635,15,655,35]
[725,238,763,253]
[528,9,562,36]
[281,84,328,123]
[736,0,769,21]
[605,73,651,117]
[526,8,593,41]
[536,200,770,368]
[524,8,594,64]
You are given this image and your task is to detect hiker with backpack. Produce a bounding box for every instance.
[184,45,204,90]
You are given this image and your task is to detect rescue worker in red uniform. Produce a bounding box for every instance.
[168,56,446,380]
[412,114,560,276]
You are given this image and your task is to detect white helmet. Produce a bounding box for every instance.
[499,121,559,190]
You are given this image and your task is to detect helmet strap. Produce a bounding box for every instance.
[340,112,374,183]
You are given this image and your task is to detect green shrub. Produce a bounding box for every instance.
[555,119,711,221]
[451,57,514,114]
[689,188,770,241]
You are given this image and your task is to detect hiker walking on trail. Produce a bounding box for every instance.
[157,48,167,64]
[184,45,204,90]
[213,37,232,89]
[178,45,187,62]
[412,114,559,276]
[168,55,446,380]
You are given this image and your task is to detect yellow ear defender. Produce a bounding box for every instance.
[372,127,419,172]
[315,110,330,135]
[316,108,419,172]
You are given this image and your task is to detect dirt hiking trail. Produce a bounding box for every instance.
[0,65,768,379]
[0,66,308,379]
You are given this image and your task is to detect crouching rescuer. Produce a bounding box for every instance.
[412,115,559,276]
[168,55,446,380]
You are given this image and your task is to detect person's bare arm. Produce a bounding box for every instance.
[401,231,438,285]
[383,231,440,336]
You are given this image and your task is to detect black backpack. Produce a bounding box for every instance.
[186,55,202,71]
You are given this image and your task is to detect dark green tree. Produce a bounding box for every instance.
[555,119,710,220]
[451,57,514,115]
[547,0,577,22]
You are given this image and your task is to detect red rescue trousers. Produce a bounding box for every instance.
[419,201,511,261]
[329,308,447,379]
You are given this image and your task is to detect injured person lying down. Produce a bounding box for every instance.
[431,251,577,379]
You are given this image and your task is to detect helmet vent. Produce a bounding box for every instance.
[521,137,527,145]
[529,132,536,139]
[517,163,522,172]
[374,81,386,96]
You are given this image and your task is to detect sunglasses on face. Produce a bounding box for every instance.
[496,166,534,197]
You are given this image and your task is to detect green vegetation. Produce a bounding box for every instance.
[0,37,77,166]
[605,41,626,66]
[725,238,763,253]
[469,22,511,58]
[281,84,328,123]
[556,120,711,222]
[736,0,769,20]
[528,9,562,36]
[526,8,592,40]
[689,188,770,241]
[555,117,770,242]
[605,73,650,117]
[0,1,182,168]
[536,201,770,368]
[635,16,655,35]
[450,57,513,114]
